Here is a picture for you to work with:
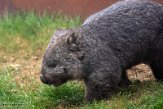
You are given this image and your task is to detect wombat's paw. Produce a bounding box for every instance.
[85,93,107,102]
[119,78,132,88]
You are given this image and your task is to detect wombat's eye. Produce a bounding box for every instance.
[66,57,71,60]
[47,62,57,68]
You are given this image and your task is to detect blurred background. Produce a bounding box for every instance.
[0,0,163,19]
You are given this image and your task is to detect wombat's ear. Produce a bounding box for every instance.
[66,32,79,52]
[54,29,67,36]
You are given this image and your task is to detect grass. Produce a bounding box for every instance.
[0,66,84,109]
[0,11,80,55]
[0,12,163,109]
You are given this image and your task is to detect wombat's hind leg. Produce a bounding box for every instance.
[119,72,132,88]
[150,35,163,82]
[150,61,163,82]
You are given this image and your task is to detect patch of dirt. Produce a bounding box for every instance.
[14,55,41,89]
[1,52,43,90]
[127,64,155,81]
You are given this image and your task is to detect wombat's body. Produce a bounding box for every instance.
[40,0,163,101]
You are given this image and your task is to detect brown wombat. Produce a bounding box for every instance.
[40,0,163,101]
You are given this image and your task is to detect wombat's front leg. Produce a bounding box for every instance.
[84,72,121,102]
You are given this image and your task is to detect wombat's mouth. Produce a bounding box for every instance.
[40,74,52,85]
[52,81,63,87]
[53,78,68,87]
[40,73,67,87]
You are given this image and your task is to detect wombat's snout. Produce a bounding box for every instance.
[40,69,65,87]
[40,74,53,85]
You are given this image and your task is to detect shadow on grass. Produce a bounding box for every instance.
[120,80,163,94]
[36,79,163,109]
[37,79,163,108]
[37,81,85,108]
[118,80,163,109]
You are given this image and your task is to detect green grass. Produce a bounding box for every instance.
[0,66,84,109]
[0,11,81,54]
[0,66,29,108]
[0,12,163,109]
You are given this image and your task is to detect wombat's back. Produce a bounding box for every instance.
[81,0,163,69]
[83,0,163,26]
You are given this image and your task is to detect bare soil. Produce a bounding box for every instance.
[127,64,155,81]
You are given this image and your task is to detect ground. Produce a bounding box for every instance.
[128,64,154,81]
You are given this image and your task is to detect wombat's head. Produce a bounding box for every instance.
[40,29,84,87]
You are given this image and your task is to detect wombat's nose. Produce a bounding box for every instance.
[40,74,52,85]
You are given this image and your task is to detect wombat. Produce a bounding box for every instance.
[40,0,163,102]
